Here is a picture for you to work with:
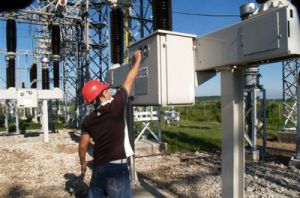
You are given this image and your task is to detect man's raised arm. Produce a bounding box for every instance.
[122,50,142,95]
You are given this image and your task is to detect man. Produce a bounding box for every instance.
[79,50,142,198]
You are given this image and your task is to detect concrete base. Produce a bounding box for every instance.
[245,149,260,162]
[278,131,296,143]
[132,178,172,198]
[289,157,300,169]
[135,140,168,157]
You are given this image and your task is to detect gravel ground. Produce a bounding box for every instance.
[0,130,300,198]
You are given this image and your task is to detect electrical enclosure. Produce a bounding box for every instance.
[107,30,196,106]
[196,4,300,71]
[17,89,38,108]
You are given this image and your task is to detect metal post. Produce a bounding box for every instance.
[157,106,162,143]
[42,99,49,143]
[139,0,144,38]
[290,72,300,168]
[15,104,19,134]
[5,101,9,134]
[296,74,300,159]
[48,100,53,132]
[262,88,267,155]
[221,68,244,198]
[126,97,138,185]
[251,87,257,152]
[127,97,135,150]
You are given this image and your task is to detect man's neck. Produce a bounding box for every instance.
[101,97,114,106]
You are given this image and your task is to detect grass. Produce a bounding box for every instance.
[0,119,65,132]
[161,120,221,152]
[0,97,287,153]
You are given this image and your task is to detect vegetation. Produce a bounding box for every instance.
[0,97,287,153]
[161,120,221,152]
[159,97,286,152]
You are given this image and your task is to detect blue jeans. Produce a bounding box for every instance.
[88,162,131,198]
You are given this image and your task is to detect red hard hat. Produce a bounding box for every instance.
[81,80,110,104]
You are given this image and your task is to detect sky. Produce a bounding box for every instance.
[0,0,285,99]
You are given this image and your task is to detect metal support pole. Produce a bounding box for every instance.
[15,103,19,134]
[42,99,49,143]
[126,96,138,185]
[296,74,300,159]
[221,68,244,198]
[127,97,135,150]
[56,100,59,132]
[48,100,53,132]
[157,106,162,143]
[262,88,267,155]
[5,101,9,134]
[251,87,257,151]
[290,73,300,168]
[246,91,252,138]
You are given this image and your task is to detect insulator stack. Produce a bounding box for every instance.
[42,57,49,90]
[6,19,17,53]
[6,58,15,88]
[42,67,49,90]
[51,24,60,56]
[53,60,60,88]
[30,63,37,88]
[110,7,124,65]
[152,0,173,31]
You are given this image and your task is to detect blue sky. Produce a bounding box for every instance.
[0,0,283,98]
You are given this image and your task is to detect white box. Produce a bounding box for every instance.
[17,89,38,108]
[108,30,196,106]
[196,4,300,71]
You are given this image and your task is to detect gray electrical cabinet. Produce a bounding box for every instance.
[107,30,196,106]
[196,4,300,71]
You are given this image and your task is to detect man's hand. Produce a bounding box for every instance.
[78,134,90,176]
[133,50,142,64]
[81,160,88,176]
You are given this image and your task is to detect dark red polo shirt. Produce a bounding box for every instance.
[81,87,128,167]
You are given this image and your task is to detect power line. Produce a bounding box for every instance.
[173,11,240,18]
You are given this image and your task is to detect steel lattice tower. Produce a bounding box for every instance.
[128,0,153,42]
[0,0,154,127]
[282,59,300,131]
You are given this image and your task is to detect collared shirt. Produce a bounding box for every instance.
[81,87,133,167]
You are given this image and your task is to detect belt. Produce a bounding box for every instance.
[109,158,127,164]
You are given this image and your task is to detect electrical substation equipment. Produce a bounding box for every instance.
[107,30,196,106]
[197,2,300,71]
[109,1,300,197]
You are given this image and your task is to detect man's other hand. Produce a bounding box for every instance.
[81,160,88,176]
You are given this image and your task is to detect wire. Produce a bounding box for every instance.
[173,11,240,18]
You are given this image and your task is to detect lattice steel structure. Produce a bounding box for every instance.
[128,0,153,42]
[0,0,111,127]
[0,0,154,128]
[282,59,300,131]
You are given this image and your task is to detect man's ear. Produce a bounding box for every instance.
[99,96,105,102]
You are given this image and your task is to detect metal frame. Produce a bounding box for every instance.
[134,106,161,144]
[0,0,112,127]
[244,87,267,158]
[221,68,245,198]
[128,0,153,42]
[282,58,300,131]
